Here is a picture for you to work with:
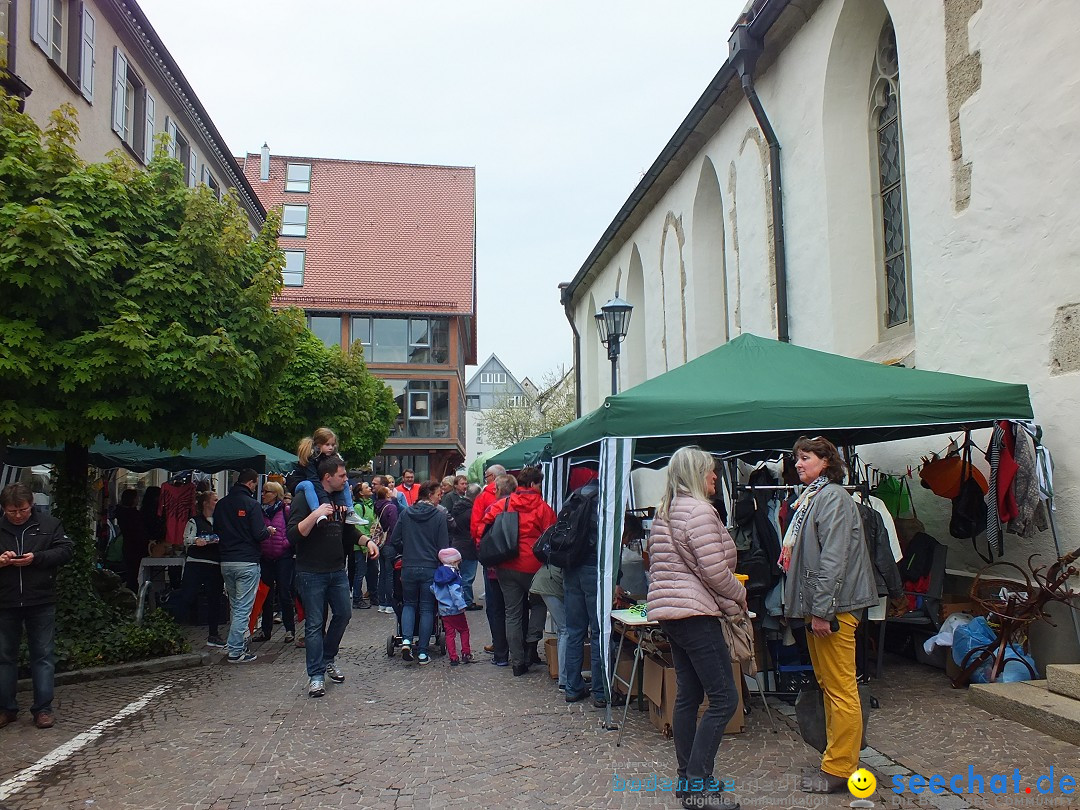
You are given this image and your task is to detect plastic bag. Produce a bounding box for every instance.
[951,616,1038,683]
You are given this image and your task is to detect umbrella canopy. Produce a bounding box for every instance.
[5,432,298,474]
[551,334,1034,457]
[485,433,552,471]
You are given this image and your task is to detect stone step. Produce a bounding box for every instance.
[968,679,1080,746]
[1047,664,1080,701]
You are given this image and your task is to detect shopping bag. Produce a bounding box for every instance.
[794,683,872,753]
[477,497,520,566]
[247,581,271,635]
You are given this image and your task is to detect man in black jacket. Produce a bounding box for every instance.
[288,457,378,697]
[0,483,73,729]
[214,469,271,664]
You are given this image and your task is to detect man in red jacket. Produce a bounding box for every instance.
[395,470,420,507]
[470,465,505,544]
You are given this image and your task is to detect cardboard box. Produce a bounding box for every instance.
[544,638,591,680]
[940,593,984,622]
[650,660,745,736]
[642,655,666,706]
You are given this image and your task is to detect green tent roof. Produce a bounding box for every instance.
[485,433,552,471]
[551,334,1033,457]
[6,432,298,474]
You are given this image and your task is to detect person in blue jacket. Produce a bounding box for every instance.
[431,548,471,665]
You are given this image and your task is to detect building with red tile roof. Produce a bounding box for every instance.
[243,148,476,480]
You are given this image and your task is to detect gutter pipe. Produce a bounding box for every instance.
[730,21,790,342]
[559,282,583,417]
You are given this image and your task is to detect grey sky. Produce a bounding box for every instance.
[138,0,747,385]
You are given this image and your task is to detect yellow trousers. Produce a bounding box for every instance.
[805,612,862,778]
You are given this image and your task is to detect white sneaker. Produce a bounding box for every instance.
[325,662,345,683]
[308,677,325,698]
[344,512,367,526]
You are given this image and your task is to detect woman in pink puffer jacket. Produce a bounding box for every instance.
[647,446,746,810]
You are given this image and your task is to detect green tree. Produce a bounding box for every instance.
[0,92,303,668]
[249,334,397,469]
[476,368,577,449]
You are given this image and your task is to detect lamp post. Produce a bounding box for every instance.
[595,293,634,396]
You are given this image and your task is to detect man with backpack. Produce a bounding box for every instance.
[558,478,614,707]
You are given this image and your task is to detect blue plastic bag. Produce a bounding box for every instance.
[951,616,1038,683]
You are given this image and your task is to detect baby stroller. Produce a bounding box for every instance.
[385,555,446,657]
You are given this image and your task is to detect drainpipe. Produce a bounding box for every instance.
[728,23,790,343]
[558,282,583,417]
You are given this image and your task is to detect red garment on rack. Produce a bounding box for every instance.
[159,481,196,545]
[996,421,1020,525]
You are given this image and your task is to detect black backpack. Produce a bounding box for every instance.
[533,489,597,569]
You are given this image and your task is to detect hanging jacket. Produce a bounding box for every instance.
[856,501,903,599]
[430,564,467,616]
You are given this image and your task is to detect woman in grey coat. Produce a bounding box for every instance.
[780,436,877,794]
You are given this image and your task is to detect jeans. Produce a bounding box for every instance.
[458,558,479,605]
[497,568,545,668]
[221,561,261,656]
[0,604,56,715]
[352,551,378,604]
[260,555,295,634]
[400,566,436,655]
[295,480,354,512]
[541,594,569,687]
[377,554,395,608]
[563,563,605,699]
[483,567,509,662]
[659,616,739,786]
[295,569,352,677]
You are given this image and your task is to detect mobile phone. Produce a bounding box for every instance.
[829,617,840,633]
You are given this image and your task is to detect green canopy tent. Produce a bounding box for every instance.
[466,449,501,484]
[549,334,1036,728]
[552,333,1033,457]
[485,433,552,471]
[5,432,298,474]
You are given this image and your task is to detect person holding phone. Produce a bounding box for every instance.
[0,483,74,730]
[780,437,877,794]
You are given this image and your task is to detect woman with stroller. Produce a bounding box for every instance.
[385,481,449,666]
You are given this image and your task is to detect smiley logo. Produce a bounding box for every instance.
[848,768,877,798]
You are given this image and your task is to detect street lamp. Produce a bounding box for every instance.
[594,293,634,396]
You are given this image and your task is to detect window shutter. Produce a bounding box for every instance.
[165,117,177,159]
[143,91,155,161]
[111,47,127,135]
[79,6,95,101]
[188,148,198,188]
[31,0,49,50]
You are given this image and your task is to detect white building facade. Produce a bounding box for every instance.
[562,0,1080,658]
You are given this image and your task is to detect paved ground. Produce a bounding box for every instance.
[0,596,1076,810]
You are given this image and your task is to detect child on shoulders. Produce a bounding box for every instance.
[294,427,363,526]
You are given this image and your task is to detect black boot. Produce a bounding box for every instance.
[529,643,543,665]
[512,663,530,676]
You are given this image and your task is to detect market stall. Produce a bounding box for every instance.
[549,333,1043,726]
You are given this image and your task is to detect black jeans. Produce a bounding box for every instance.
[482,567,509,662]
[177,561,223,636]
[260,555,295,635]
[659,615,740,787]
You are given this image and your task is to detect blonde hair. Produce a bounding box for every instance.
[298,427,337,466]
[657,446,716,521]
[263,481,284,500]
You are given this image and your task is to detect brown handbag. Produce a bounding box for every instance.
[720,613,757,677]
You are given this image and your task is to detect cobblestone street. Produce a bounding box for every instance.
[0,596,1076,810]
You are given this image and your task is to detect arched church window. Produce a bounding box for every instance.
[871,21,911,329]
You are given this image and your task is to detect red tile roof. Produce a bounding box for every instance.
[242,154,476,316]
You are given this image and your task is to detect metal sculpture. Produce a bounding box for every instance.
[951,546,1080,687]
